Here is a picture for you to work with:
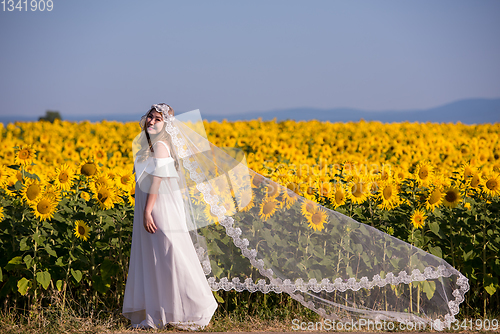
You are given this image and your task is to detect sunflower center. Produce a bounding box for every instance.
[252,175,263,187]
[305,202,315,213]
[351,182,364,198]
[429,190,442,205]
[383,186,392,200]
[59,172,69,182]
[98,189,110,203]
[262,201,276,214]
[311,213,322,224]
[19,150,29,159]
[419,167,429,179]
[464,167,473,179]
[486,179,498,190]
[27,184,41,200]
[471,174,480,187]
[81,163,97,176]
[306,187,314,195]
[287,182,299,194]
[445,190,458,203]
[335,190,344,203]
[37,200,51,214]
[78,225,86,235]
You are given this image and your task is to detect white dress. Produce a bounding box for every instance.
[122,141,218,330]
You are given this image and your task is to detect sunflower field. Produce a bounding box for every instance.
[0,118,499,321]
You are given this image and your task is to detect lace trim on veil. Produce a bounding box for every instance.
[164,116,469,328]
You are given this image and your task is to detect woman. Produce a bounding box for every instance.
[124,105,468,330]
[122,103,218,330]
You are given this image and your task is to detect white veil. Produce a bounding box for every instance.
[133,107,469,330]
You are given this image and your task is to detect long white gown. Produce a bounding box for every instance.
[122,141,218,329]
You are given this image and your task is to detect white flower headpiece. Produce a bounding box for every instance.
[139,103,173,131]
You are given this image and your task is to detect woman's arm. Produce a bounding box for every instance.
[143,175,162,233]
[143,141,170,234]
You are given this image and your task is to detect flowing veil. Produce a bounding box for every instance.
[132,108,469,330]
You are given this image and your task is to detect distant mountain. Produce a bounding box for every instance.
[1,98,499,124]
[205,98,500,124]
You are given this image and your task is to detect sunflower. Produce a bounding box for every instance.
[410,209,426,229]
[0,206,4,221]
[78,159,98,177]
[20,178,44,205]
[0,164,12,187]
[281,176,301,209]
[425,187,443,211]
[442,187,461,209]
[251,173,264,188]
[469,172,482,189]
[31,196,57,222]
[347,176,370,205]
[264,183,280,199]
[460,162,476,182]
[93,171,114,187]
[43,185,62,204]
[301,200,318,218]
[127,185,135,206]
[92,148,108,164]
[414,161,433,186]
[80,191,91,202]
[330,184,347,208]
[378,181,399,210]
[53,164,75,191]
[93,184,118,210]
[317,181,332,198]
[219,196,236,216]
[236,189,254,212]
[203,203,220,225]
[303,185,317,201]
[116,170,134,190]
[259,197,280,221]
[15,145,36,166]
[74,220,90,241]
[394,169,408,183]
[484,175,500,198]
[307,207,328,232]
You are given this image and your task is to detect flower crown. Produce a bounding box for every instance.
[139,103,172,131]
[152,103,171,117]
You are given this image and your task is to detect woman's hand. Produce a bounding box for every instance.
[143,210,158,234]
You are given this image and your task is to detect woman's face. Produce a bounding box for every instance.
[146,110,164,134]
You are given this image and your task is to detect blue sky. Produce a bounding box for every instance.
[0,0,499,119]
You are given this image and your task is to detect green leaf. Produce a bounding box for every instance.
[17,278,30,295]
[36,271,51,290]
[56,280,63,291]
[429,221,440,236]
[422,280,436,300]
[212,291,224,303]
[71,269,82,283]
[55,257,65,267]
[428,246,442,258]
[23,255,34,269]
[19,237,30,251]
[485,284,497,296]
[45,245,57,257]
[463,249,475,261]
[8,256,23,265]
[5,256,23,270]
[0,267,3,282]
